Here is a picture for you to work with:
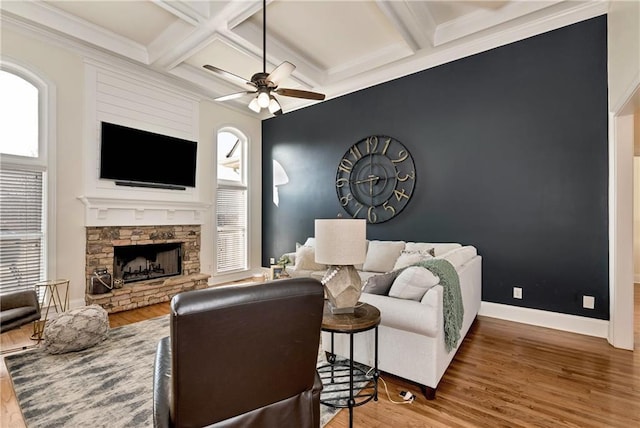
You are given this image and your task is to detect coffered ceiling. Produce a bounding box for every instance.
[1,1,608,116]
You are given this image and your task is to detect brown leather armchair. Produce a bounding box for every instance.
[153,278,325,428]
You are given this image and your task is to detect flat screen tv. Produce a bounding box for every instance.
[100,122,197,189]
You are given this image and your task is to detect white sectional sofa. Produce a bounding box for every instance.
[282,239,482,399]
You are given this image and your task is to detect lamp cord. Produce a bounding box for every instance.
[364,367,415,405]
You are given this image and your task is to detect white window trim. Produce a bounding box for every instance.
[0,56,57,281]
[215,127,248,275]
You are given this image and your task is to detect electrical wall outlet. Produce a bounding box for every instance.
[583,295,595,309]
[269,257,275,265]
[513,287,523,299]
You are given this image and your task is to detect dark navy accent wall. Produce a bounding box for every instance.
[262,17,609,319]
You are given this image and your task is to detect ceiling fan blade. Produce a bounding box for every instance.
[275,88,326,101]
[267,61,296,86]
[203,65,256,88]
[214,91,256,102]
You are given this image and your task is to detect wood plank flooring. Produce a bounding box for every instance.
[1,285,639,427]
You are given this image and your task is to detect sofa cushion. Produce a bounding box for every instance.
[43,305,109,354]
[388,266,440,301]
[362,241,405,273]
[406,242,461,256]
[438,246,478,270]
[294,246,326,271]
[362,270,400,295]
[392,250,434,271]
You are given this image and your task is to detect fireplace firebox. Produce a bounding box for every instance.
[114,243,182,283]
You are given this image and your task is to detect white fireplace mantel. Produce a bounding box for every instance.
[79,196,211,227]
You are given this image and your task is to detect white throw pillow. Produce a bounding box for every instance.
[388,266,440,301]
[392,250,434,270]
[294,246,326,270]
[362,241,405,273]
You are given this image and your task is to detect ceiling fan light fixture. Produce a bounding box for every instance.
[257,90,270,108]
[268,96,281,114]
[248,97,261,113]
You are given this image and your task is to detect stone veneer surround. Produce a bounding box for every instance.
[85,225,209,313]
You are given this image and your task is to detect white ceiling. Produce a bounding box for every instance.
[1,0,609,117]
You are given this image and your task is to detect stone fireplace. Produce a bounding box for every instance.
[85,225,209,313]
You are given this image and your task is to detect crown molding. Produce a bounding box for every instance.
[433,0,565,47]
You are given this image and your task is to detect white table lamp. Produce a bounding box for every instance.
[315,218,366,313]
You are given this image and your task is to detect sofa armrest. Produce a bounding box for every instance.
[359,286,443,338]
[153,336,172,428]
[281,252,296,266]
[0,290,39,312]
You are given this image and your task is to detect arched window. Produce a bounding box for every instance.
[0,67,49,294]
[216,128,247,273]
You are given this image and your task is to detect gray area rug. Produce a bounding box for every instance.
[4,316,349,427]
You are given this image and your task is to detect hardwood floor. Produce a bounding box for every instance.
[1,286,639,427]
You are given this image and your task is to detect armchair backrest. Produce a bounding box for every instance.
[169,278,324,427]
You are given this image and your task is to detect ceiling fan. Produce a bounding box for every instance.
[203,0,325,115]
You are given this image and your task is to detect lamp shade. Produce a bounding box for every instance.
[315,219,366,265]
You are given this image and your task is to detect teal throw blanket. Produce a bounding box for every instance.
[411,259,464,352]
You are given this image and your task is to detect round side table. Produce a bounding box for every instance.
[317,302,380,428]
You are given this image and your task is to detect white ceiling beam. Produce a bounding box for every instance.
[150,0,258,70]
[147,19,197,65]
[375,0,435,50]
[1,1,148,64]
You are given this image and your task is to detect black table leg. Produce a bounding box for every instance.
[374,326,379,401]
[348,331,354,428]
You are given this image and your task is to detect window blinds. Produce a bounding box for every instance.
[0,168,45,294]
[216,187,247,273]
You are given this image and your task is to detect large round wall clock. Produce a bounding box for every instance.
[335,135,416,224]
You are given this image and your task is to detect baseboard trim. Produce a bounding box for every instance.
[479,301,609,338]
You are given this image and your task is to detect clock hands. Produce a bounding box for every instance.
[352,175,380,185]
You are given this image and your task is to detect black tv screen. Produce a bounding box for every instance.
[100,122,197,188]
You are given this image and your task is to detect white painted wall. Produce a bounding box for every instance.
[607,1,639,349]
[1,26,263,308]
[634,156,640,283]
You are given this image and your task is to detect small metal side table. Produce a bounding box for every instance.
[32,279,70,342]
[317,302,380,428]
